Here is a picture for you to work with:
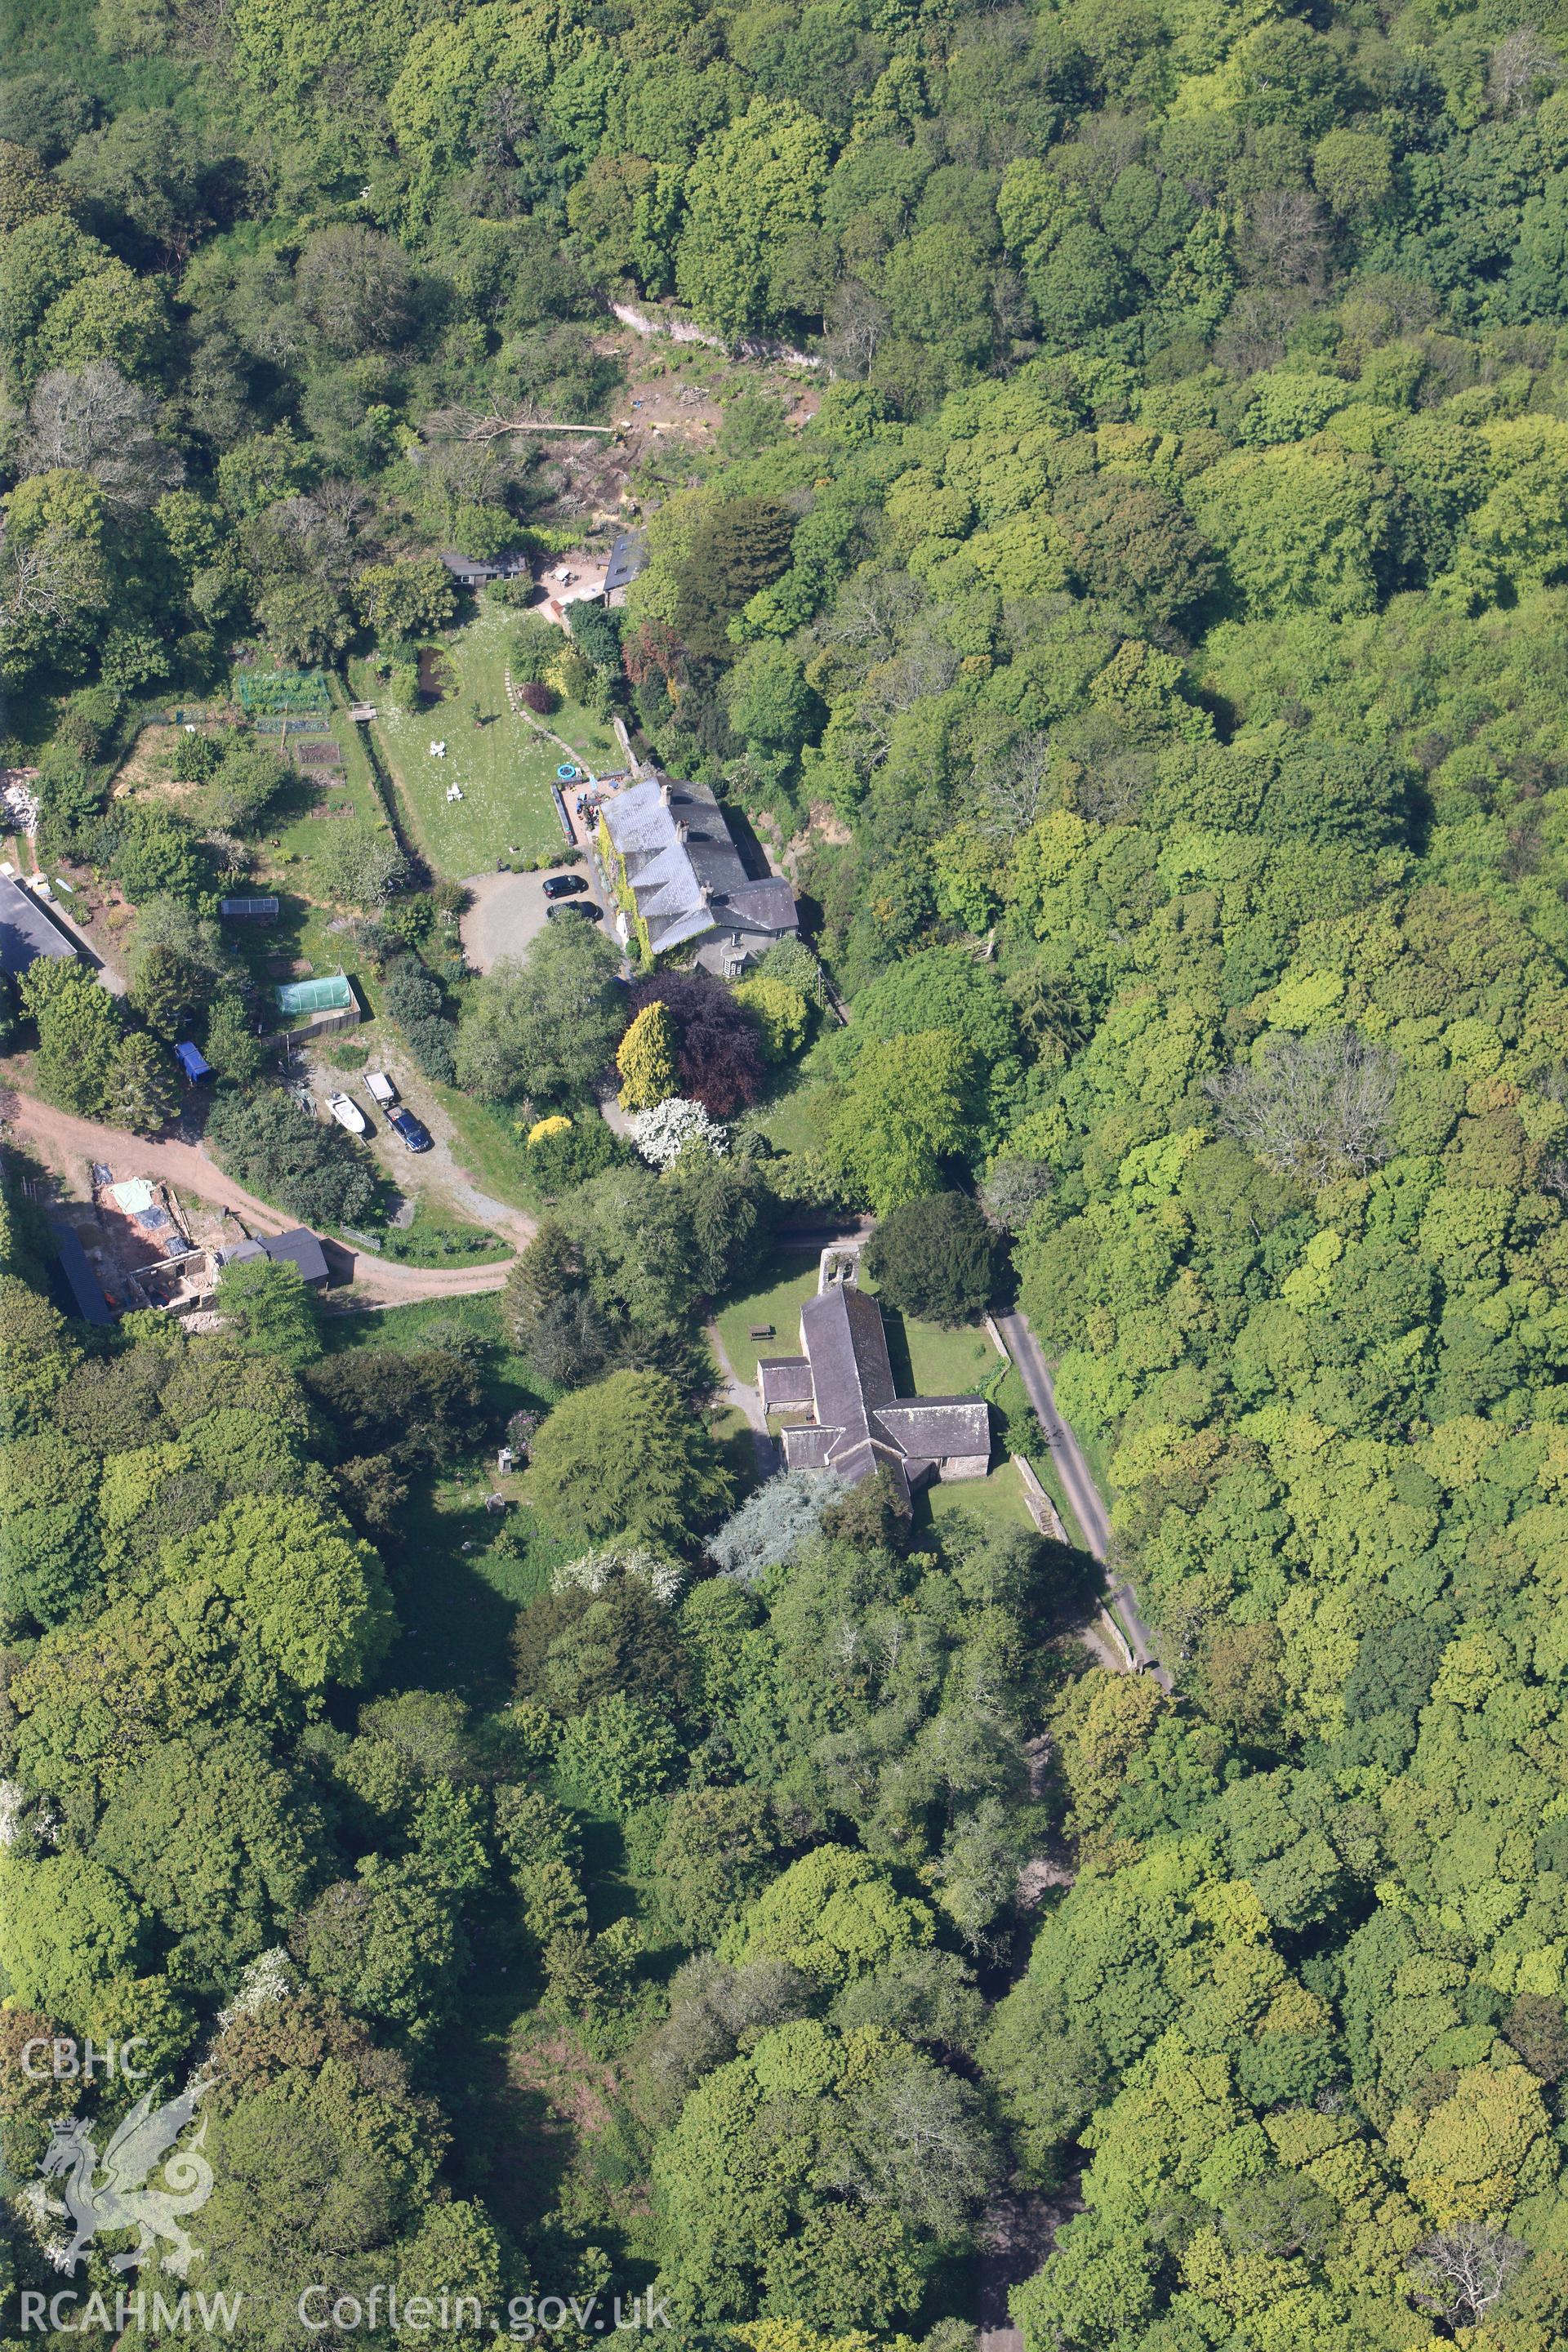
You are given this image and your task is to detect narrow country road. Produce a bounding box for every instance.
[4,1092,521,1307]
[996,1308,1172,1690]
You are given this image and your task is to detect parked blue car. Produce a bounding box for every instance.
[389,1108,433,1153]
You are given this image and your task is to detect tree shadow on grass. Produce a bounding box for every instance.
[715,1418,764,1509]
[429,1899,569,2233]
[440,2015,579,2243]
[269,764,337,829]
[382,1486,541,1706]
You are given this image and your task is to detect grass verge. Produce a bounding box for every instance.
[430,1085,538,1211]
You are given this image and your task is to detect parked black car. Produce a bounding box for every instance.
[543,873,590,899]
[546,900,603,921]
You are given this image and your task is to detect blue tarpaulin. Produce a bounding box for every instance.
[175,1041,212,1080]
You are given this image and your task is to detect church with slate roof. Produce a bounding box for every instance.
[758,1264,991,1511]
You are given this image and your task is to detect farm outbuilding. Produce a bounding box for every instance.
[49,1223,113,1326]
[261,1228,331,1286]
[0,875,77,978]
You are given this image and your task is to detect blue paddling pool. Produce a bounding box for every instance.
[556,764,578,781]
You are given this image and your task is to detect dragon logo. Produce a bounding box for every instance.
[41,2082,214,2277]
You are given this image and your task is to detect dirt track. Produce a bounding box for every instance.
[5,1091,520,1307]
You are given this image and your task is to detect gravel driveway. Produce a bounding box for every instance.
[299,1049,535,1247]
[461,866,608,973]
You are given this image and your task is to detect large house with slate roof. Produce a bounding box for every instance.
[597,772,798,976]
[758,1267,991,1511]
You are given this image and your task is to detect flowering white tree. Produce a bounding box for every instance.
[631,1095,729,1169]
[554,1544,685,1602]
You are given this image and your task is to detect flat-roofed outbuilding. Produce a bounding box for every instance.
[0,875,77,978]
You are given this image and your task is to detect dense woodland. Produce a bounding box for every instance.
[0,1224,1076,2348]
[12,0,1568,2345]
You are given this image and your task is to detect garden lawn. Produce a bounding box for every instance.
[714,1248,822,1386]
[319,1296,568,1698]
[370,1199,511,1267]
[710,1404,764,1507]
[857,1263,1002,1396]
[742,1074,838,1157]
[354,606,621,880]
[919,1461,1036,1537]
[879,1303,999,1399]
[430,1083,537,1211]
[117,702,389,1007]
[716,1250,1002,1399]
[318,1291,557,1411]
[320,1292,501,1354]
[382,1472,569,1701]
[232,897,382,1015]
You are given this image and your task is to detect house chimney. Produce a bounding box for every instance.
[676,819,689,843]
[658,778,671,807]
[699,880,713,906]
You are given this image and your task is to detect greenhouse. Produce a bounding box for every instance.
[273,973,356,1015]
